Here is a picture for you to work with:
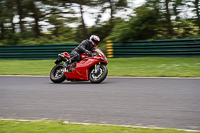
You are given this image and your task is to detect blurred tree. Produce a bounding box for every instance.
[0,0,19,41]
[173,19,199,38]
[27,0,74,37]
[106,4,161,41]
[164,0,174,37]
[146,0,187,38]
[99,0,128,32]
[6,0,16,33]
[79,0,88,39]
[173,0,184,21]
[88,21,112,41]
[29,1,42,37]
[48,14,77,37]
[59,0,98,40]
[192,0,200,32]
[49,15,65,36]
[0,0,8,39]
[1,0,200,45]
[15,0,26,33]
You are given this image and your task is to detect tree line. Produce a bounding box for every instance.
[0,0,200,45]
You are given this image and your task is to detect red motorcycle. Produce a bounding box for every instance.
[50,49,108,83]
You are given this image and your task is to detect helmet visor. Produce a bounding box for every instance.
[93,40,99,45]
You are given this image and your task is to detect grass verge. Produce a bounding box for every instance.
[0,120,199,133]
[0,57,199,77]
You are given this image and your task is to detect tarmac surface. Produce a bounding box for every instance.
[0,76,200,130]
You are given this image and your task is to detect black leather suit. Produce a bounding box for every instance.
[70,39,95,62]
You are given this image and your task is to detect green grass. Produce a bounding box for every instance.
[0,57,200,77]
[108,57,200,77]
[0,60,54,76]
[0,120,199,133]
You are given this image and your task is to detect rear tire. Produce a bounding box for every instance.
[50,64,66,83]
[89,64,108,83]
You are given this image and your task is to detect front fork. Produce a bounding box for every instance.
[94,62,101,73]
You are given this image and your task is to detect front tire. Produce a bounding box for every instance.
[89,64,108,83]
[50,64,66,83]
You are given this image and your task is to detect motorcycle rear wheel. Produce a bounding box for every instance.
[89,64,108,83]
[50,64,66,83]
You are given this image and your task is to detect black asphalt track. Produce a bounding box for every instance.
[0,76,200,130]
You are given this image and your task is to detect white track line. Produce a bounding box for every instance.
[0,75,48,78]
[0,75,200,79]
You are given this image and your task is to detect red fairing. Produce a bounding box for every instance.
[61,52,70,59]
[64,53,107,81]
[81,54,91,59]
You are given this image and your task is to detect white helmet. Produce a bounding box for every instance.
[89,35,100,47]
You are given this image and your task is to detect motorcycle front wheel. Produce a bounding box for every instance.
[89,64,108,83]
[50,64,66,83]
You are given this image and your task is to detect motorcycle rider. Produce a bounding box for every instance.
[64,35,100,68]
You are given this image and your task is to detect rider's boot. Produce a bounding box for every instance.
[69,61,77,72]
